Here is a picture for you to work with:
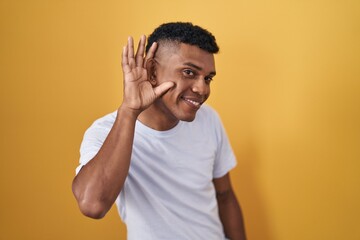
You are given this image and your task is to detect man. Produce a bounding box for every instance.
[72,22,246,240]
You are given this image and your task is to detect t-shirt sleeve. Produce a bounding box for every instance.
[212,110,237,178]
[75,114,114,175]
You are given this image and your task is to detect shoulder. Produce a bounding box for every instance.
[83,110,117,137]
[194,104,228,141]
[195,104,222,124]
[197,104,217,117]
[90,111,117,128]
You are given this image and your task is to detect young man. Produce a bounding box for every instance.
[72,22,246,240]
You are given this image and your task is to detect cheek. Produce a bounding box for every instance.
[157,67,178,81]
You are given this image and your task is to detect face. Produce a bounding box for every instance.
[152,43,216,123]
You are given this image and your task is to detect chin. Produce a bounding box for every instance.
[178,113,197,122]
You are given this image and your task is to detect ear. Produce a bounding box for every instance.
[145,58,157,86]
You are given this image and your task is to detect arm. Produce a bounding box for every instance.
[72,36,174,219]
[213,173,247,240]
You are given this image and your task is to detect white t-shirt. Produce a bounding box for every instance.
[77,105,237,240]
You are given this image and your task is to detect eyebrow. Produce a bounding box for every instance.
[183,62,216,76]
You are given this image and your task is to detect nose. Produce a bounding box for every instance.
[191,78,210,96]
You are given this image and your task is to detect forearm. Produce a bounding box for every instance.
[72,105,138,218]
[218,190,247,240]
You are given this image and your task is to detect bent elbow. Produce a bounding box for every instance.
[72,180,108,219]
[78,200,107,219]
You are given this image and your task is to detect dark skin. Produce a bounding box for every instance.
[214,174,247,239]
[72,35,246,239]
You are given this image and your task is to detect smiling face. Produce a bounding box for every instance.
[141,43,216,130]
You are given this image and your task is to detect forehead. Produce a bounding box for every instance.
[156,43,215,72]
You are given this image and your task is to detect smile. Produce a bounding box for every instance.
[181,97,201,108]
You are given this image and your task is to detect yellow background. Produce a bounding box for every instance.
[1,0,359,239]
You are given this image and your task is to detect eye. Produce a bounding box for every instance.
[183,69,195,78]
[205,76,214,84]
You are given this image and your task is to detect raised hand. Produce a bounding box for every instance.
[121,35,174,114]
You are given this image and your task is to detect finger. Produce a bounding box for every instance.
[144,42,158,66]
[128,36,135,68]
[135,35,146,67]
[153,82,175,98]
[122,45,132,74]
[122,45,128,67]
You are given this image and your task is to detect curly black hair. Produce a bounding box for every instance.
[145,22,219,54]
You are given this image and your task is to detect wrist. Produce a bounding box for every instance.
[117,104,141,121]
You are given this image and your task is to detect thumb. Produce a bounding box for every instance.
[153,82,175,98]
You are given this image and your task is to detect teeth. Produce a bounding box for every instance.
[184,98,200,106]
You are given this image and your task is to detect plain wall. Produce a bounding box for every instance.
[0,0,359,239]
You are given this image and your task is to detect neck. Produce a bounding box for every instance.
[138,105,179,131]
